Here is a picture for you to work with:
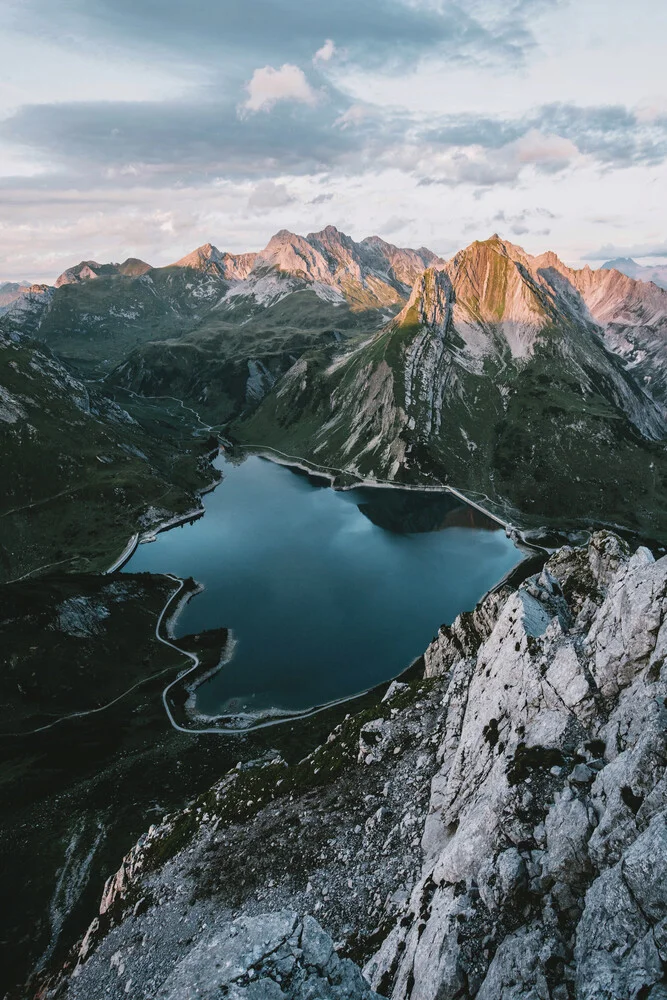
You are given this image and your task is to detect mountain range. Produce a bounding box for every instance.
[2,225,667,580]
[602,256,667,290]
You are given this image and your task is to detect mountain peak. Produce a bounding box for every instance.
[396,267,453,333]
[55,258,151,287]
[311,224,343,239]
[602,257,638,269]
[174,243,257,281]
[174,243,223,267]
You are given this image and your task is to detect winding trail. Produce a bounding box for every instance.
[112,386,219,436]
[0,663,177,738]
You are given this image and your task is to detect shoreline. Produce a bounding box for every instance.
[104,427,539,737]
[236,443,514,531]
[105,469,220,575]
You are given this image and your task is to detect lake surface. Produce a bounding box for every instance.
[123,454,521,728]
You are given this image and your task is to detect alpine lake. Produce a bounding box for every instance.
[123,453,522,729]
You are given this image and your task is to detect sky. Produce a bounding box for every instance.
[1,0,666,282]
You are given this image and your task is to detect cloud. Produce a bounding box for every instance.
[0,98,362,182]
[247,180,295,213]
[4,93,666,201]
[314,39,336,64]
[415,102,667,186]
[334,104,373,130]
[12,0,560,76]
[378,215,412,236]
[582,240,667,261]
[309,193,333,204]
[512,129,578,170]
[410,127,578,188]
[243,64,317,113]
[492,207,557,237]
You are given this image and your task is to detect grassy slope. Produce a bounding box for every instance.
[233,319,667,542]
[108,290,387,424]
[30,266,227,370]
[0,337,217,584]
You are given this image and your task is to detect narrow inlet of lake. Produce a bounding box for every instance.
[123,454,522,727]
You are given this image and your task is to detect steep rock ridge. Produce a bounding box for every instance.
[0,280,35,314]
[42,532,667,1000]
[173,243,258,281]
[602,257,667,291]
[234,236,667,540]
[0,283,55,332]
[55,258,152,287]
[367,531,667,999]
[489,240,667,408]
[224,226,442,313]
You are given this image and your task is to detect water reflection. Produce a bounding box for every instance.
[123,455,520,726]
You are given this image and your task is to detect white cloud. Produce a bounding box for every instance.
[635,97,667,123]
[243,64,317,114]
[247,180,295,213]
[314,39,336,64]
[512,129,578,168]
[334,104,369,130]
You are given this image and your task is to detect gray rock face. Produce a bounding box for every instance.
[158,910,381,1000]
[365,532,667,1000]
[46,531,667,1000]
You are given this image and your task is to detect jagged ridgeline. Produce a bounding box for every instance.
[0,227,444,581]
[3,228,667,565]
[233,236,667,541]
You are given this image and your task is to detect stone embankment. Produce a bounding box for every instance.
[42,532,667,1000]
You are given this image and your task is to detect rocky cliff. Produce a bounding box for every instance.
[40,531,667,1000]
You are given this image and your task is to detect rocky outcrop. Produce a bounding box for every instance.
[366,532,667,999]
[55,258,151,287]
[225,226,442,312]
[161,910,381,1000]
[42,533,667,999]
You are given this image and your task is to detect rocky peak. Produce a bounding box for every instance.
[396,267,454,333]
[174,244,258,281]
[55,258,151,288]
[116,258,152,278]
[601,257,667,291]
[254,229,333,283]
[307,224,347,243]
[251,226,441,295]
[444,236,549,330]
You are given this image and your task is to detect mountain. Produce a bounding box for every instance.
[602,256,667,290]
[0,281,33,313]
[173,242,258,280]
[108,228,442,421]
[2,230,439,415]
[55,257,152,287]
[0,282,54,326]
[541,252,667,406]
[225,226,440,313]
[233,235,667,540]
[0,329,216,584]
[4,228,667,537]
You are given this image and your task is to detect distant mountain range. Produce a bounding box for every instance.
[602,257,667,290]
[2,226,667,571]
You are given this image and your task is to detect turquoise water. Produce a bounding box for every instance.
[123,454,521,724]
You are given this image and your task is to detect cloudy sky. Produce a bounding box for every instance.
[1,0,666,282]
